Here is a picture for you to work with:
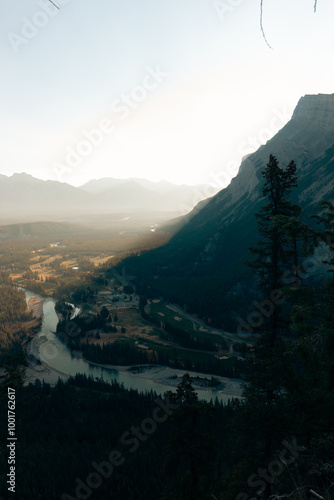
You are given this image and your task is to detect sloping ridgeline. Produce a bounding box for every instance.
[121,94,334,330]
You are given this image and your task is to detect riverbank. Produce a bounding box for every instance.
[20,289,243,401]
[24,362,68,387]
[24,294,69,386]
[86,360,244,398]
[20,296,45,347]
[24,345,243,397]
[27,296,44,319]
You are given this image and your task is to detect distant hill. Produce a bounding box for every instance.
[121,94,334,330]
[0,221,88,239]
[0,173,93,223]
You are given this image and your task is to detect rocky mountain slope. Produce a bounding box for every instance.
[123,94,334,329]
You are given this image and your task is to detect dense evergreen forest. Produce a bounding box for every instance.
[0,285,27,324]
[0,283,29,397]
[79,340,245,379]
[0,283,31,355]
[0,374,232,500]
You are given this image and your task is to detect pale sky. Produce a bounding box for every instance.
[1,0,334,189]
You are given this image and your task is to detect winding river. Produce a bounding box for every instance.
[25,290,239,403]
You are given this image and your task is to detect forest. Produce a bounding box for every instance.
[78,340,245,379]
[0,284,31,355]
[0,374,232,500]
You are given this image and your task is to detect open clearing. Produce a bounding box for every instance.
[89,255,114,266]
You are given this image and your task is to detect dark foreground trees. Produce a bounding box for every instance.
[228,156,334,500]
[0,374,231,500]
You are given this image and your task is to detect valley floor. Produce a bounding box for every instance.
[19,289,245,395]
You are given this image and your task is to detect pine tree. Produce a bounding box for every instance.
[248,154,300,342]
[238,156,303,499]
[162,374,216,500]
[0,349,27,398]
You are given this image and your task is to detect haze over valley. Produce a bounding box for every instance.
[0,173,216,225]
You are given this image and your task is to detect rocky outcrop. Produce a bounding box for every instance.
[292,93,334,126]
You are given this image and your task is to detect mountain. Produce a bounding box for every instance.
[0,174,215,224]
[80,177,215,212]
[79,177,172,194]
[121,93,334,330]
[0,173,93,223]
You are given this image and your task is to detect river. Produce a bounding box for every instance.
[25,290,240,403]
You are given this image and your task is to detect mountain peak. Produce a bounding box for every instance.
[292,93,334,126]
[11,172,34,179]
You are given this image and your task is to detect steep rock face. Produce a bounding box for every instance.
[292,93,334,126]
[129,94,334,327]
[183,93,334,235]
[170,94,334,264]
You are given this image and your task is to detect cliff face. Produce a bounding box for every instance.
[174,93,334,243]
[292,93,334,126]
[193,94,334,228]
[132,93,334,327]
[260,93,334,153]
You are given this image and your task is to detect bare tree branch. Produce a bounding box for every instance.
[49,0,60,9]
[260,0,273,50]
[260,1,319,48]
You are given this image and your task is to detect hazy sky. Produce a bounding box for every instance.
[1,0,334,188]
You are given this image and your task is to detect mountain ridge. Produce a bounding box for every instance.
[0,174,216,223]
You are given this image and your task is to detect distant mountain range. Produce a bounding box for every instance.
[80,177,215,214]
[122,93,334,330]
[0,174,216,224]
